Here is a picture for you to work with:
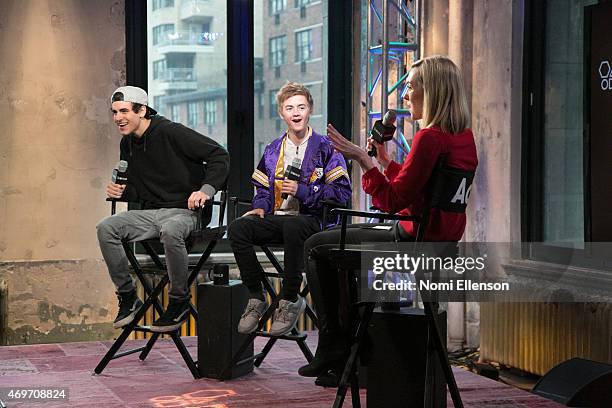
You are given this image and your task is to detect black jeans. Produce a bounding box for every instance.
[228,214,321,300]
[304,223,397,334]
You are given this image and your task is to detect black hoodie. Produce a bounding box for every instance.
[119,116,229,209]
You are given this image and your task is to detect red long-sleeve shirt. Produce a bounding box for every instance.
[362,127,478,241]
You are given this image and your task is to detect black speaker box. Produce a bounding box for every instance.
[197,280,254,379]
[532,357,612,407]
[366,307,447,408]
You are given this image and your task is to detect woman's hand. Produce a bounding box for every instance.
[366,138,392,169]
[327,124,374,172]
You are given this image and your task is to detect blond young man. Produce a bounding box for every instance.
[228,82,351,336]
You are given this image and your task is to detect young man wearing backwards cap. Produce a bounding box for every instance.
[97,86,229,332]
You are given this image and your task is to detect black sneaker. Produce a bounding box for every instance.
[113,290,143,329]
[150,300,190,333]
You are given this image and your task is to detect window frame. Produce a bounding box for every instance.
[269,0,287,15]
[152,59,166,80]
[171,104,180,122]
[295,29,312,62]
[295,0,311,7]
[269,89,279,119]
[152,23,174,46]
[152,0,174,11]
[521,0,606,268]
[126,0,353,231]
[204,99,217,125]
[269,35,287,67]
[187,101,200,127]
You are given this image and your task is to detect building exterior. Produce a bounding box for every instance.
[147,0,326,164]
[148,0,230,148]
[257,0,325,162]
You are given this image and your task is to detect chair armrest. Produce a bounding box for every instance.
[106,197,130,215]
[229,196,253,206]
[229,196,253,219]
[322,199,347,208]
[196,199,212,231]
[330,208,420,223]
[107,193,227,229]
[330,208,420,249]
[321,200,348,227]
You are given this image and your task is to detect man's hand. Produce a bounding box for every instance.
[106,182,126,199]
[188,191,210,210]
[243,208,265,218]
[281,179,298,197]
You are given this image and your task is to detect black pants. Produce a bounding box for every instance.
[304,223,397,335]
[228,214,321,300]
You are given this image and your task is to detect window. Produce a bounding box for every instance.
[223,98,227,123]
[523,0,597,244]
[171,104,180,123]
[188,21,212,45]
[153,95,163,113]
[152,0,174,11]
[205,99,217,125]
[295,29,312,62]
[257,92,264,119]
[153,59,166,80]
[295,0,311,7]
[152,24,174,46]
[269,35,286,67]
[187,101,200,127]
[140,0,338,215]
[254,0,331,165]
[269,89,279,119]
[269,0,287,15]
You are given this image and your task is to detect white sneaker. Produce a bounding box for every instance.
[237,298,266,334]
[269,297,306,336]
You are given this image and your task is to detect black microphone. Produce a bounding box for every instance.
[111,160,128,185]
[282,157,302,199]
[368,110,397,157]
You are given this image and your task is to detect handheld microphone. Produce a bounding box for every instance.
[368,110,397,157]
[282,157,302,199]
[111,160,128,185]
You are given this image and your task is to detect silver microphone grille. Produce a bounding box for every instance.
[382,110,397,126]
[118,160,128,172]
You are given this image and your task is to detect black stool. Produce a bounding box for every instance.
[220,198,320,378]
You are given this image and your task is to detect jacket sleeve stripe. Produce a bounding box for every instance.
[252,169,270,187]
[325,167,349,184]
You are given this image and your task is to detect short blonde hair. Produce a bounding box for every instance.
[410,55,470,134]
[276,81,314,114]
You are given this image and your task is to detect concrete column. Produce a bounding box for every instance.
[421,0,449,56]
[446,0,475,352]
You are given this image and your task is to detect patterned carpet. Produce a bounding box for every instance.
[0,334,563,407]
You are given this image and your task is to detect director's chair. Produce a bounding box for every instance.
[327,158,474,408]
[93,191,228,379]
[220,197,323,378]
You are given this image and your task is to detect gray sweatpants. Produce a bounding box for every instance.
[96,208,198,300]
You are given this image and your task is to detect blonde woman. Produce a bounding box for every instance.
[298,56,478,381]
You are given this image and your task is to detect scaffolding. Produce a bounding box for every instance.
[365,0,419,163]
